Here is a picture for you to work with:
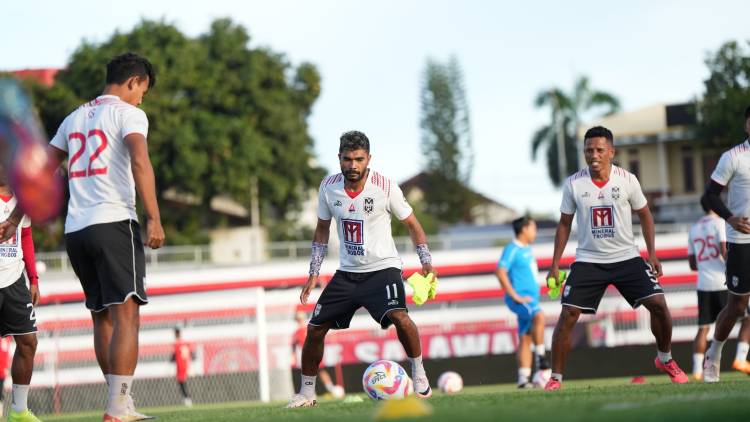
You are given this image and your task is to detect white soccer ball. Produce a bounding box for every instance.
[532,369,552,388]
[437,371,463,394]
[362,360,413,400]
[330,384,345,399]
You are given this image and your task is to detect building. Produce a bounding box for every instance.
[400,172,518,225]
[579,103,721,223]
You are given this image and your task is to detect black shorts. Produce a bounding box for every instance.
[727,243,750,295]
[0,276,37,337]
[65,220,148,312]
[561,257,663,314]
[309,267,406,329]
[697,290,728,325]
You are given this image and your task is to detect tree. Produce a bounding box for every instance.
[27,18,324,247]
[419,56,474,223]
[697,40,750,148]
[531,76,620,186]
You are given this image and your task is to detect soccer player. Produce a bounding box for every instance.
[688,197,750,379]
[171,327,193,407]
[47,52,165,420]
[701,106,750,382]
[287,131,436,408]
[0,179,42,421]
[495,216,550,388]
[544,126,688,390]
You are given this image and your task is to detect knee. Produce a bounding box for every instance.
[387,310,410,327]
[306,325,328,342]
[15,335,37,355]
[560,306,581,324]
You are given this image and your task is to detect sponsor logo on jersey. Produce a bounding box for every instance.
[333,200,342,207]
[611,186,620,200]
[348,203,356,213]
[364,197,374,215]
[342,219,365,256]
[597,191,605,199]
[590,206,615,239]
[581,192,591,198]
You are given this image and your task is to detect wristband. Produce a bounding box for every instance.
[416,244,432,265]
[309,242,328,276]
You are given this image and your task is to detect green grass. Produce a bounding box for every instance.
[41,373,750,422]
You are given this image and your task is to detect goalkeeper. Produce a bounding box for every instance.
[495,216,550,388]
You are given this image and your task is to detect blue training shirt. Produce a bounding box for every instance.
[497,240,540,298]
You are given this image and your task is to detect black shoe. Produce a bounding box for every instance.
[537,355,551,371]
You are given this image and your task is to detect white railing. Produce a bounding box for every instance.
[36,224,691,274]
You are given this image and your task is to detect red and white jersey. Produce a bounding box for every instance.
[688,215,727,291]
[317,170,413,273]
[710,140,750,244]
[0,337,11,379]
[174,341,191,382]
[50,95,148,234]
[0,196,30,289]
[560,166,648,264]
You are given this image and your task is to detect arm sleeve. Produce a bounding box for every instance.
[497,244,517,270]
[559,179,576,215]
[21,226,38,285]
[121,108,149,139]
[49,116,69,152]
[388,183,414,221]
[710,151,735,186]
[703,180,733,220]
[316,186,332,220]
[628,175,648,210]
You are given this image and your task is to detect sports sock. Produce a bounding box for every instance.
[551,372,563,382]
[534,344,546,357]
[106,375,132,416]
[11,384,29,412]
[735,341,750,362]
[657,350,672,364]
[517,367,531,385]
[300,375,317,399]
[693,353,705,375]
[408,355,427,379]
[707,339,726,362]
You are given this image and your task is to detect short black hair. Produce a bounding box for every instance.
[700,194,711,214]
[339,130,370,153]
[745,105,750,120]
[106,52,156,89]
[512,216,534,236]
[584,126,614,143]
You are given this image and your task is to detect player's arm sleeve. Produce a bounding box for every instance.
[21,224,38,286]
[497,245,517,270]
[388,183,414,221]
[121,108,149,140]
[316,186,332,220]
[628,174,649,210]
[559,179,576,214]
[49,116,69,152]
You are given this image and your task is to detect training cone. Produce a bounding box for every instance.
[373,396,433,420]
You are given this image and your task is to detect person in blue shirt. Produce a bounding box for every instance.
[496,216,550,388]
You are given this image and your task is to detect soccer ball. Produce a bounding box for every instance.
[362,360,412,400]
[532,369,552,388]
[437,371,463,394]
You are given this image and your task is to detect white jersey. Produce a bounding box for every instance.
[0,196,31,289]
[317,170,413,273]
[50,95,149,234]
[687,215,727,291]
[710,140,750,244]
[560,166,648,264]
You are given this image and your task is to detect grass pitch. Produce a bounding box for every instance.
[42,373,750,422]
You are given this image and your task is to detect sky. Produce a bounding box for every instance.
[3,0,749,215]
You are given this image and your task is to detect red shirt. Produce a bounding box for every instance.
[174,341,192,382]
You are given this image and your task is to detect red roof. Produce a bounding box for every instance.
[12,68,59,87]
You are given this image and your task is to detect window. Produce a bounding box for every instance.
[628,149,640,179]
[682,147,695,193]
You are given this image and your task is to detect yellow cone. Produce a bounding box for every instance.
[373,396,433,420]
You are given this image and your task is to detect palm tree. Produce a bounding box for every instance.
[531,76,620,186]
